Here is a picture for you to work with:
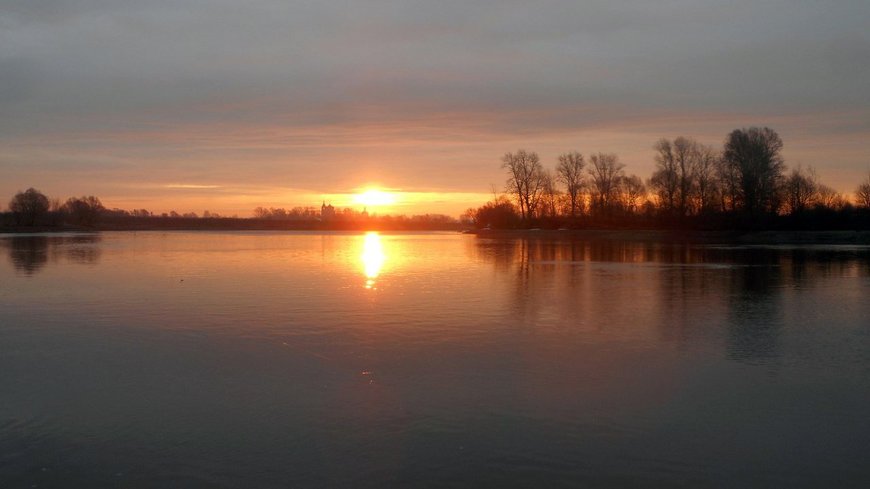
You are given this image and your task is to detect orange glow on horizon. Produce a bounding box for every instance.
[94,188,494,218]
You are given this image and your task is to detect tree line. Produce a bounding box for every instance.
[1,188,461,231]
[5,126,869,232]
[467,127,870,230]
[0,188,231,228]
[4,188,105,227]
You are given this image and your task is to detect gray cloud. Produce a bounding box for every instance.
[1,0,869,212]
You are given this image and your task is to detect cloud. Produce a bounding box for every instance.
[163,184,223,190]
[1,0,869,214]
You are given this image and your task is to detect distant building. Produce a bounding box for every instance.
[321,201,336,221]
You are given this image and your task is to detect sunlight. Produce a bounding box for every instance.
[361,232,385,289]
[354,189,397,208]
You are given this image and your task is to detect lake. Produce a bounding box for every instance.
[1,231,869,488]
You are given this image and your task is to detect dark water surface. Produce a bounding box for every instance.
[1,231,869,488]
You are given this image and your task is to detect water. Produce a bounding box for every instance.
[1,231,869,488]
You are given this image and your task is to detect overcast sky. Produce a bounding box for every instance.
[2,0,869,215]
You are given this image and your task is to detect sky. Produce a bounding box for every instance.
[1,0,869,216]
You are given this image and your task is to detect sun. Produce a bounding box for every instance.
[354,189,397,207]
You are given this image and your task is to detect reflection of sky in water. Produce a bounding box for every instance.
[1,232,870,487]
[361,232,385,289]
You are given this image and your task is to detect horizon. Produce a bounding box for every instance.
[2,1,869,217]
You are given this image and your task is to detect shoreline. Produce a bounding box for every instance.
[2,226,870,245]
[0,220,463,234]
[468,229,870,245]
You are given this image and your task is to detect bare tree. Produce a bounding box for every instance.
[673,137,698,216]
[502,149,545,220]
[619,174,646,214]
[717,154,740,212]
[587,153,624,215]
[556,152,585,218]
[64,196,105,226]
[650,137,703,217]
[722,127,786,215]
[539,170,560,218]
[783,166,818,214]
[468,195,520,229]
[9,188,50,226]
[816,184,846,210]
[856,173,870,208]
[650,139,679,214]
[50,198,64,213]
[694,144,720,213]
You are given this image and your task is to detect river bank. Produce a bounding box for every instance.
[3,225,870,245]
[469,229,870,245]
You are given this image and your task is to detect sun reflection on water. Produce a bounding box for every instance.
[361,232,385,289]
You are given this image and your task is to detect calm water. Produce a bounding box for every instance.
[1,231,869,488]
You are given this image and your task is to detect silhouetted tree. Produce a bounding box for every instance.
[269,208,287,219]
[619,174,646,214]
[470,197,520,229]
[650,139,680,215]
[479,137,867,230]
[856,174,870,208]
[556,152,585,218]
[695,143,720,213]
[722,127,786,216]
[460,208,476,225]
[816,184,846,210]
[49,198,63,213]
[674,137,698,216]
[64,196,104,226]
[9,188,50,226]
[502,149,545,221]
[587,153,624,215]
[717,152,741,212]
[783,166,818,214]
[650,137,706,217]
[539,170,560,218]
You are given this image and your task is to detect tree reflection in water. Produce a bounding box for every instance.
[469,237,870,364]
[2,234,102,276]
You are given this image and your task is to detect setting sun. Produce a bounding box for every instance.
[354,189,397,207]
